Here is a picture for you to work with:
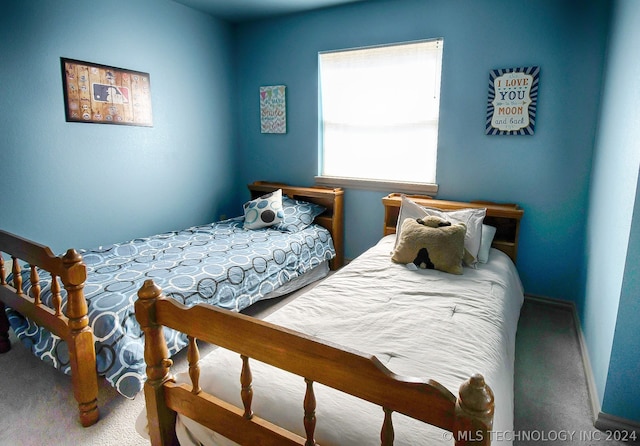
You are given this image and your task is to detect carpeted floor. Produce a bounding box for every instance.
[514,298,636,445]
[0,295,635,445]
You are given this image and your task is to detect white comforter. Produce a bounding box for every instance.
[138,235,524,445]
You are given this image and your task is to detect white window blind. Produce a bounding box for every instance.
[318,39,443,188]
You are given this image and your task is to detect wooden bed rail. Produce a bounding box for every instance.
[0,229,99,427]
[136,279,494,446]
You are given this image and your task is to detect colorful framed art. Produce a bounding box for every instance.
[260,85,287,134]
[61,58,153,127]
[486,66,539,135]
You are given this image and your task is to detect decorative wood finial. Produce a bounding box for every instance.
[454,373,495,445]
[138,278,163,301]
[458,373,494,424]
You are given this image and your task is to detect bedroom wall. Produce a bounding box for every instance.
[0,0,236,254]
[232,0,610,303]
[584,0,640,424]
[602,180,640,422]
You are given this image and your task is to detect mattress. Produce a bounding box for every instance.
[137,234,524,445]
[6,218,335,398]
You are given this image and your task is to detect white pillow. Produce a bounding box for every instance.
[394,195,430,244]
[395,196,486,266]
[422,206,486,266]
[478,224,497,263]
[243,189,284,230]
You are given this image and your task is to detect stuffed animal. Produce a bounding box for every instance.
[413,247,434,269]
[416,216,452,228]
[411,217,450,268]
[391,216,466,274]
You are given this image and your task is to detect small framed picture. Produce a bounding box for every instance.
[486,66,539,135]
[260,85,286,134]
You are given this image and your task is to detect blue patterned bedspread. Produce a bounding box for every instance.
[5,218,335,398]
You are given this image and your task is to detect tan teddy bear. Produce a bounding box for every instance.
[391,216,466,274]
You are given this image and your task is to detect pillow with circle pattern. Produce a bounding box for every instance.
[273,195,326,232]
[243,189,285,230]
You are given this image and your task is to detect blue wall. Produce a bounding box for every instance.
[0,0,237,254]
[585,0,640,422]
[233,0,610,304]
[602,176,640,421]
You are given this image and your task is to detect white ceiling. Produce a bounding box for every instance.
[173,0,365,23]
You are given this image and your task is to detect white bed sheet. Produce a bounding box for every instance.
[260,259,329,300]
[137,235,524,445]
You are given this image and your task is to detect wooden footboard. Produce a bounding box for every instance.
[136,279,495,446]
[0,230,99,427]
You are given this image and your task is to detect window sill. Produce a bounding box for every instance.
[315,176,438,196]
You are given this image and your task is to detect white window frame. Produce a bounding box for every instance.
[316,38,443,195]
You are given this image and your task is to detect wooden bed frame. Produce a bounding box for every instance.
[137,196,524,445]
[0,233,99,427]
[0,182,344,428]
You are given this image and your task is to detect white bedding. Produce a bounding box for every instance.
[137,235,524,445]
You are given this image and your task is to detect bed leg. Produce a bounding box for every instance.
[63,249,99,427]
[68,326,100,427]
[0,301,11,353]
[136,279,179,446]
[453,373,495,446]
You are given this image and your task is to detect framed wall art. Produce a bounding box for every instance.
[486,66,539,135]
[61,58,153,127]
[260,85,286,134]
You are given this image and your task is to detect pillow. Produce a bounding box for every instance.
[421,206,486,266]
[395,196,486,267]
[272,195,326,232]
[394,195,430,244]
[477,224,497,263]
[391,216,466,275]
[243,189,284,230]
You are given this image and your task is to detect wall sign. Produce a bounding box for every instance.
[260,85,286,134]
[486,66,539,135]
[61,58,153,127]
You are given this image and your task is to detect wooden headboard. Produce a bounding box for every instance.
[247,181,344,270]
[382,193,524,263]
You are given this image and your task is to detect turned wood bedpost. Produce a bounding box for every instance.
[453,374,495,446]
[136,279,178,446]
[330,188,344,270]
[240,355,254,420]
[381,407,394,445]
[303,378,317,446]
[187,336,201,395]
[62,249,99,427]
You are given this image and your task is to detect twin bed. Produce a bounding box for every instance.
[0,182,344,427]
[1,184,525,445]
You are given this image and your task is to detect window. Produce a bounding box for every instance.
[317,39,443,194]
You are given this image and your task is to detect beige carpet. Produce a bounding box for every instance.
[0,327,148,445]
